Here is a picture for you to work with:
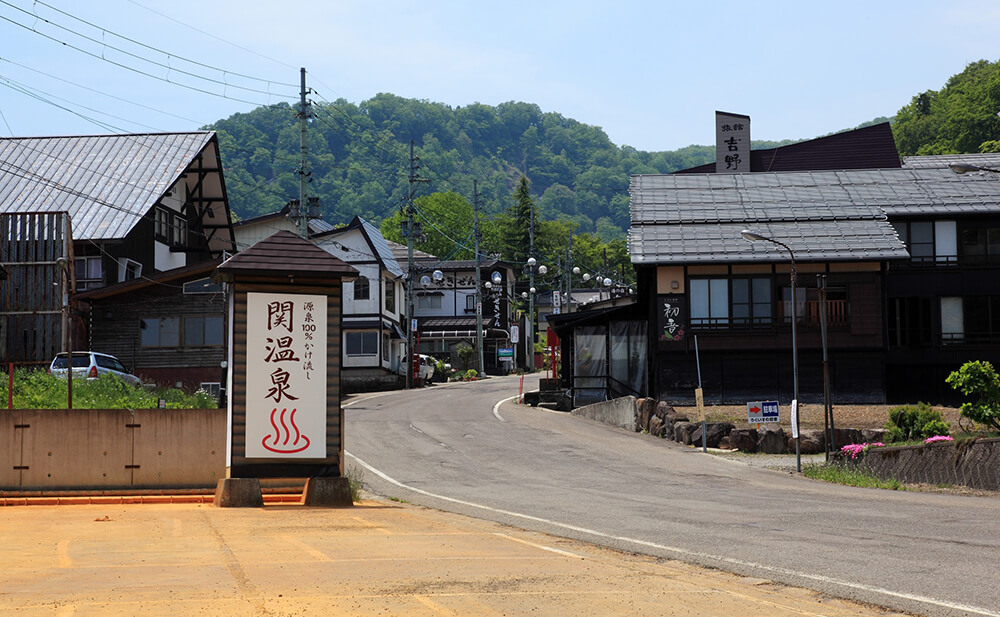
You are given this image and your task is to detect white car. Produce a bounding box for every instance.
[49,352,143,387]
[399,354,436,381]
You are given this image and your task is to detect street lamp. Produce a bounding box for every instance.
[949,163,1000,174]
[741,229,801,472]
[524,258,546,372]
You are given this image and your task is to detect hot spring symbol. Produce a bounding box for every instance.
[262,408,311,454]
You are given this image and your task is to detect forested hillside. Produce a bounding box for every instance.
[892,59,1000,155]
[207,95,789,238]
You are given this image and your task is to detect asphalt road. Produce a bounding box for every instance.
[345,374,1000,617]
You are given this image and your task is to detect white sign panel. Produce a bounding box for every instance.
[245,292,327,459]
[747,400,780,423]
[791,399,800,439]
[715,111,750,174]
[510,324,520,344]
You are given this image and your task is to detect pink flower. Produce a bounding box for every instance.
[840,442,885,459]
[923,435,953,444]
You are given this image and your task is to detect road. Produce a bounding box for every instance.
[346,374,1000,617]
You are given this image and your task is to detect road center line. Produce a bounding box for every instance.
[345,451,1000,617]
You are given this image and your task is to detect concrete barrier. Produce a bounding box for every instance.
[1,408,226,491]
[844,437,1000,491]
[572,396,637,431]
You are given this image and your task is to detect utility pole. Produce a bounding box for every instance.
[566,231,573,313]
[295,67,311,239]
[474,180,485,377]
[404,140,428,389]
[527,201,535,372]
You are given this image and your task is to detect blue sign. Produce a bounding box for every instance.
[747,400,780,423]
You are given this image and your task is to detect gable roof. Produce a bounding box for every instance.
[0,132,223,241]
[676,122,901,174]
[216,230,357,280]
[317,215,403,278]
[629,170,934,264]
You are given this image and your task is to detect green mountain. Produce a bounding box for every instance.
[208,95,807,235]
[893,59,1000,156]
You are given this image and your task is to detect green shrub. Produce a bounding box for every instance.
[946,360,1000,432]
[0,369,218,409]
[456,343,474,370]
[883,402,951,443]
[464,369,479,380]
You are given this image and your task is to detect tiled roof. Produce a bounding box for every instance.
[627,169,971,264]
[632,168,1000,221]
[630,220,908,264]
[355,217,404,278]
[0,132,217,240]
[902,153,1000,171]
[217,231,357,279]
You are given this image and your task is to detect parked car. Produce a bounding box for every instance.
[49,352,143,387]
[398,354,436,382]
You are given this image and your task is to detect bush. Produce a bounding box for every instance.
[945,360,1000,432]
[456,343,474,370]
[883,402,951,443]
[0,368,218,409]
[464,369,479,381]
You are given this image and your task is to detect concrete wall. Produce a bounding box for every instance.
[572,396,637,431]
[846,438,1000,491]
[1,408,225,491]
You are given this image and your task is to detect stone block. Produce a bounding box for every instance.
[213,478,263,508]
[301,476,353,507]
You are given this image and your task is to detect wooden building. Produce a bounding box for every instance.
[0,132,236,368]
[629,160,1000,405]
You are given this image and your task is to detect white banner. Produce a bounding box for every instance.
[245,292,327,459]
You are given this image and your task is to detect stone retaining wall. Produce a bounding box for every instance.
[844,438,1000,491]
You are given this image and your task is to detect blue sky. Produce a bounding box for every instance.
[1,0,998,152]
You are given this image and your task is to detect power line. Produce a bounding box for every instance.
[0,74,166,132]
[0,57,203,125]
[0,9,290,107]
[31,0,297,89]
[126,0,299,72]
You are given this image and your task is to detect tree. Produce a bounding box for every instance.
[380,192,475,260]
[945,360,1000,433]
[893,60,1000,156]
[507,176,535,266]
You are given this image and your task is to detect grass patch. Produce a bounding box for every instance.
[1,369,216,409]
[803,463,906,490]
[344,464,365,503]
[389,496,408,503]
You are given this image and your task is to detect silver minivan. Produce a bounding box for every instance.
[49,352,143,387]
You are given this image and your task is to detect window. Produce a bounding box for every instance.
[183,316,224,346]
[118,258,142,283]
[417,294,443,310]
[893,220,958,265]
[960,225,1000,264]
[888,297,933,347]
[354,276,370,301]
[691,278,771,328]
[466,294,476,312]
[941,296,1000,344]
[155,207,171,240]
[141,316,223,348]
[154,206,187,247]
[199,382,221,399]
[141,317,180,347]
[385,279,395,312]
[346,331,378,356]
[75,256,103,290]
